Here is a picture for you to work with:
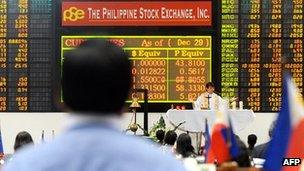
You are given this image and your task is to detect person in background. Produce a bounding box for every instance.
[14,131,34,152]
[156,130,165,145]
[247,134,257,157]
[193,82,222,110]
[161,131,177,154]
[4,39,186,171]
[233,138,251,167]
[252,122,275,159]
[175,133,196,159]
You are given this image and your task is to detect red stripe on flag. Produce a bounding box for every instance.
[283,120,304,171]
[207,123,231,164]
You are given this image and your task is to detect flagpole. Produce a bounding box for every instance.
[203,119,209,160]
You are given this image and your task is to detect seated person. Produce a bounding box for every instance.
[193,82,222,110]
[14,131,34,152]
[252,122,275,159]
[175,133,196,159]
[232,138,251,167]
[247,134,257,157]
[156,130,165,145]
[161,131,177,154]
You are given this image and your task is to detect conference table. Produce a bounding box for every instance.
[165,109,255,133]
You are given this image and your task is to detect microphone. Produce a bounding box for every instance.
[41,130,45,143]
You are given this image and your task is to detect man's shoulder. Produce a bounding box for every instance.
[198,92,208,98]
[212,93,221,98]
[4,130,185,171]
[97,133,183,167]
[254,142,269,150]
[252,142,269,158]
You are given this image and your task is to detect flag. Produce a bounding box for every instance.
[264,75,304,171]
[204,119,211,161]
[207,100,239,164]
[0,124,4,158]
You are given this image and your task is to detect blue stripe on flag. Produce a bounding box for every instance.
[263,75,292,171]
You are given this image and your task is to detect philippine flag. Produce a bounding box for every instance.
[264,75,304,171]
[203,119,211,161]
[207,100,239,164]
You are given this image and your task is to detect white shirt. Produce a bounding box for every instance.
[193,92,222,110]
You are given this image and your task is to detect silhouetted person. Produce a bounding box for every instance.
[252,122,275,159]
[176,133,196,158]
[4,39,185,171]
[233,138,251,167]
[14,131,33,152]
[161,131,177,154]
[156,130,165,145]
[164,131,177,146]
[247,134,257,156]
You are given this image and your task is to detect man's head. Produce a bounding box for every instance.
[205,82,215,94]
[62,39,131,115]
[14,131,34,151]
[156,130,165,143]
[164,130,177,146]
[247,134,257,149]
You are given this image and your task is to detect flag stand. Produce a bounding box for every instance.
[196,132,203,155]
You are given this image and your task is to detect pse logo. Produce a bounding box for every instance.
[282,158,301,166]
[63,7,85,22]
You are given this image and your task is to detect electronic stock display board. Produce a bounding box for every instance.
[0,0,54,112]
[221,0,304,112]
[60,1,214,111]
[62,36,212,103]
[3,0,302,112]
[1,0,214,112]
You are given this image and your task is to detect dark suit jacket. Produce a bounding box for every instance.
[252,142,269,159]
